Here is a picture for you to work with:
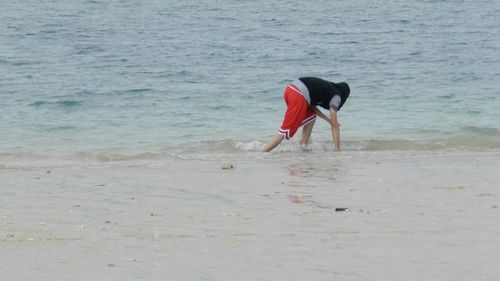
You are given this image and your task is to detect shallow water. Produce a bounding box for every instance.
[1,0,499,157]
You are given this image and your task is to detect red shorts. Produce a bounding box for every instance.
[279,84,316,140]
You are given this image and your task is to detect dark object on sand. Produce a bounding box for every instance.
[221,164,234,170]
[335,208,350,212]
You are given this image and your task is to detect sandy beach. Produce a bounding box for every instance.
[1,150,499,281]
[2,0,499,279]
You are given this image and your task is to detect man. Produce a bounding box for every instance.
[261,77,350,152]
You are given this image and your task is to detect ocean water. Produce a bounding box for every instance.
[1,0,500,160]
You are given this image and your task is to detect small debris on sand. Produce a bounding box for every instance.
[335,208,350,212]
[288,195,304,203]
[221,164,234,170]
[477,193,492,197]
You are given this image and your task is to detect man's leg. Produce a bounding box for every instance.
[261,85,308,152]
[299,119,315,145]
[261,134,285,152]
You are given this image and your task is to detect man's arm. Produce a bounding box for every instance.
[329,108,341,151]
[313,106,331,125]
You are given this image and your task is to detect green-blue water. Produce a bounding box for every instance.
[1,0,499,158]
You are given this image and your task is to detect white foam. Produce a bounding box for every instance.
[234,140,265,151]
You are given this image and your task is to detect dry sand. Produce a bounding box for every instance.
[1,151,499,280]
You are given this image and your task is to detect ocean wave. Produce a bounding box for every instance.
[29,100,83,108]
[208,104,232,110]
[123,88,153,94]
[62,137,500,161]
[45,125,78,132]
[1,136,500,168]
[234,137,500,152]
[73,151,162,162]
[461,126,500,136]
[73,44,105,55]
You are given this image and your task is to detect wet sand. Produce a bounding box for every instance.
[1,151,499,280]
